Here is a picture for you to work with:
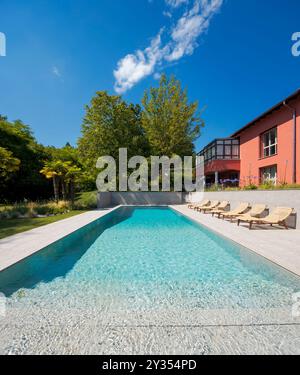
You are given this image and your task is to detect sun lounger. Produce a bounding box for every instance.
[218,202,250,221]
[238,206,294,229]
[236,204,268,224]
[197,200,220,212]
[188,199,210,210]
[209,201,230,216]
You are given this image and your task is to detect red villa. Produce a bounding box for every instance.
[198,89,300,187]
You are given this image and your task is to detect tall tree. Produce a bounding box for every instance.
[78,91,149,178]
[40,148,82,202]
[0,117,52,201]
[141,74,204,157]
[64,163,82,204]
[40,161,62,202]
[0,147,21,179]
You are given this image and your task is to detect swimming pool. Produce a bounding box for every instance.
[1,207,300,354]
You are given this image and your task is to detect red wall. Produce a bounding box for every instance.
[204,159,240,175]
[239,97,300,186]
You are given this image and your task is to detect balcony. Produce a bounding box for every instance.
[197,138,241,186]
[198,138,240,162]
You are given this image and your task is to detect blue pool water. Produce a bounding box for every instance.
[0,207,299,311]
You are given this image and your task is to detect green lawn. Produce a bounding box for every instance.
[0,210,87,240]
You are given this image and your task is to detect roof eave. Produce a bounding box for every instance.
[231,88,300,137]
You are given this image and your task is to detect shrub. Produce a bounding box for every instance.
[8,209,22,219]
[259,180,275,190]
[204,185,221,192]
[224,187,241,191]
[14,205,30,216]
[0,211,9,219]
[34,205,50,215]
[46,201,71,215]
[0,205,29,219]
[278,183,300,190]
[74,191,97,209]
[243,184,258,190]
[0,200,72,220]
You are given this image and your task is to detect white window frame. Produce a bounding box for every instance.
[262,128,277,158]
[261,165,277,184]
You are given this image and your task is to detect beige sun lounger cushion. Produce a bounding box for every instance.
[237,204,267,220]
[210,201,230,214]
[197,200,220,212]
[219,202,250,218]
[246,207,294,229]
[188,199,210,209]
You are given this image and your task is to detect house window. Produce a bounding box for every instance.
[262,128,277,158]
[260,165,277,184]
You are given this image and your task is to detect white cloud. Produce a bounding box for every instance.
[163,11,173,18]
[113,0,223,94]
[165,0,189,8]
[114,32,166,94]
[52,66,61,78]
[166,0,223,62]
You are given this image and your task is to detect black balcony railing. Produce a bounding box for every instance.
[198,138,240,163]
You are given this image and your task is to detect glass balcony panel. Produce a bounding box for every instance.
[232,145,239,156]
[199,139,240,162]
[217,145,223,155]
[225,146,231,155]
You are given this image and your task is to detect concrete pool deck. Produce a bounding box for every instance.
[171,205,300,277]
[0,207,119,272]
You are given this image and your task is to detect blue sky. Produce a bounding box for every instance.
[0,0,300,152]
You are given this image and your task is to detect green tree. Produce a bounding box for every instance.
[64,163,82,204]
[78,91,149,179]
[0,147,21,179]
[40,160,63,202]
[141,74,204,157]
[40,158,82,202]
[46,143,80,165]
[0,117,52,201]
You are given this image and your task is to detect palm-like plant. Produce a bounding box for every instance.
[40,160,64,202]
[40,160,81,203]
[64,163,82,204]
